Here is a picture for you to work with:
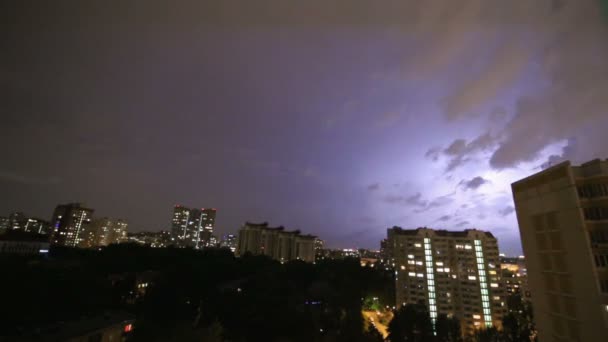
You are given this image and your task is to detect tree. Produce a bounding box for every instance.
[502,293,537,342]
[388,302,434,342]
[435,314,462,342]
[473,327,502,342]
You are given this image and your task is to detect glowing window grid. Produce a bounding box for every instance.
[474,240,492,327]
[424,238,438,333]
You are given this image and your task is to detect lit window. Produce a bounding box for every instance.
[489,270,496,275]
[436,261,444,266]
[416,261,423,266]
[465,245,472,250]
[437,268,443,272]
[417,273,424,278]
[493,296,500,300]
[408,254,414,259]
[490,283,499,288]
[401,265,406,270]
[474,322,480,326]
[409,272,416,277]
[473,314,481,319]
[468,276,476,280]
[414,243,422,248]
[444,267,450,272]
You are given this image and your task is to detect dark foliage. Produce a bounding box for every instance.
[1,244,390,342]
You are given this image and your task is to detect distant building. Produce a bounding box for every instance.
[127,230,170,248]
[170,205,217,249]
[512,159,608,342]
[0,231,50,255]
[81,218,128,248]
[220,234,237,252]
[0,216,10,232]
[50,203,94,247]
[380,238,392,264]
[236,222,316,263]
[499,256,529,298]
[24,218,50,235]
[388,227,506,336]
[8,211,27,230]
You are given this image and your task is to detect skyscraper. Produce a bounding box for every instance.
[512,159,608,342]
[170,205,217,249]
[50,203,94,247]
[387,227,506,337]
[236,222,316,263]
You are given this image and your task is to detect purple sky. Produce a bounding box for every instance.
[2,1,607,255]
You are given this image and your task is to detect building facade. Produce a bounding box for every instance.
[23,218,50,235]
[499,256,530,298]
[388,227,506,336]
[170,205,217,249]
[0,216,9,232]
[8,211,27,231]
[220,234,237,252]
[0,231,50,255]
[512,159,608,342]
[50,203,94,247]
[236,222,316,263]
[80,218,128,248]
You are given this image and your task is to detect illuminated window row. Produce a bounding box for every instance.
[424,238,438,333]
[475,240,493,327]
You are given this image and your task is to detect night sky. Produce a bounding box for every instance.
[2,1,607,255]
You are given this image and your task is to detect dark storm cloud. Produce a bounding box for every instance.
[438,215,451,222]
[367,183,380,191]
[459,176,489,190]
[427,133,496,172]
[456,220,470,227]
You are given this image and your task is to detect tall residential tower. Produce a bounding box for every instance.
[170,205,216,249]
[387,227,506,336]
[50,203,94,247]
[512,159,608,342]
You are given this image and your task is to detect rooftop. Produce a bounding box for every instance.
[388,226,495,239]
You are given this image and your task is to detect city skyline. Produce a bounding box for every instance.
[2,1,608,256]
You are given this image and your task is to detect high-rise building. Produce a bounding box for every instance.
[50,203,94,247]
[80,218,128,248]
[387,227,506,336]
[236,222,316,263]
[170,205,217,249]
[8,212,27,231]
[511,159,608,342]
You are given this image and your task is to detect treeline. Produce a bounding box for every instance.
[387,295,536,342]
[1,243,394,342]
